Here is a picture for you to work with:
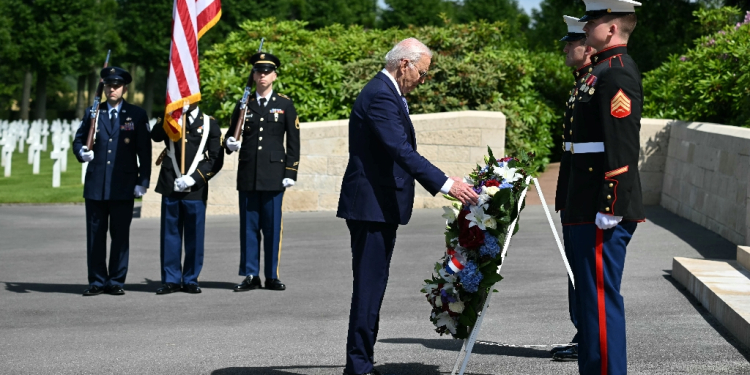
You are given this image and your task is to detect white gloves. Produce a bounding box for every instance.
[226,136,241,152]
[595,212,623,230]
[174,175,196,192]
[80,147,94,162]
[282,178,295,188]
[134,185,147,198]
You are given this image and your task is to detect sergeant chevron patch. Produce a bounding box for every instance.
[611,89,632,118]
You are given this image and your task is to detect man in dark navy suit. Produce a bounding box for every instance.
[336,38,478,375]
[73,67,152,296]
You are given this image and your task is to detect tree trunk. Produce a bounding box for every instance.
[34,71,47,120]
[76,75,87,119]
[144,68,155,118]
[127,64,137,104]
[20,70,32,120]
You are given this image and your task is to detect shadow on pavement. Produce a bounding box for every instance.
[3,279,237,294]
[662,272,750,361]
[379,338,551,359]
[210,363,456,375]
[645,206,736,259]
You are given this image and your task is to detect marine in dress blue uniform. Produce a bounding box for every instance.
[151,106,224,294]
[224,52,300,292]
[72,67,152,296]
[563,0,645,373]
[336,38,478,375]
[552,15,596,362]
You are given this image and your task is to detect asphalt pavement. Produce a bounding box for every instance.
[0,203,748,374]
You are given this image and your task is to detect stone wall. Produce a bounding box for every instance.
[660,121,750,245]
[141,110,506,218]
[639,118,672,205]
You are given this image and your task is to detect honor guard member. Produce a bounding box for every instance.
[552,15,597,363]
[224,52,300,292]
[72,67,152,296]
[150,105,224,294]
[564,0,645,373]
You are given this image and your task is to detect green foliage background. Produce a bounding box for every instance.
[201,19,569,172]
[643,7,750,126]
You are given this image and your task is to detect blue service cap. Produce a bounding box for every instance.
[100,67,132,85]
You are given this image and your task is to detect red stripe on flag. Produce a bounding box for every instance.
[176,0,199,86]
[197,1,221,33]
[170,37,192,99]
[595,228,608,375]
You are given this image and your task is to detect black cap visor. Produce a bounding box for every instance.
[103,77,126,85]
[253,63,276,73]
[560,33,586,42]
[579,10,633,22]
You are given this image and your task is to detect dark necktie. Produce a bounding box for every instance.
[110,108,117,130]
[259,98,267,108]
[401,96,409,114]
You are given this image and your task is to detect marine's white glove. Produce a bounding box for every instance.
[226,136,241,152]
[80,147,94,162]
[134,185,147,198]
[282,178,295,188]
[595,212,622,230]
[174,176,195,192]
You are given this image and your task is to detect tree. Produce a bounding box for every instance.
[456,0,530,34]
[379,0,458,28]
[292,0,378,29]
[527,0,585,52]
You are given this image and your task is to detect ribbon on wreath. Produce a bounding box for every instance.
[445,248,466,275]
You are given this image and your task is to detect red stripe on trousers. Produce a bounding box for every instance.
[596,228,608,375]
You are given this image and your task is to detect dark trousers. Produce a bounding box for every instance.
[84,198,134,287]
[344,220,398,375]
[569,221,637,375]
[561,211,580,344]
[160,196,206,286]
[238,190,284,279]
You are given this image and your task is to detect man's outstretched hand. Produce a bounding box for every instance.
[448,178,478,206]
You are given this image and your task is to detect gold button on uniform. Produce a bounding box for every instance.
[109,138,113,142]
[570,117,573,122]
[258,146,262,150]
[107,161,110,165]
[260,127,263,132]
[259,137,263,141]
[607,195,612,199]
[588,167,593,172]
[609,183,614,187]
[569,130,572,135]
[260,118,264,121]
[605,207,610,212]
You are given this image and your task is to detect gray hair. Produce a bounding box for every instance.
[384,38,432,70]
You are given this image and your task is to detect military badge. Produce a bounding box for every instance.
[198,126,203,134]
[610,89,632,118]
[589,88,595,95]
[585,74,598,87]
[121,121,135,131]
[126,117,132,121]
[270,109,285,114]
[295,116,300,129]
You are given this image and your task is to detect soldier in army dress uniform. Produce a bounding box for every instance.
[72,67,152,296]
[224,52,300,292]
[150,105,223,294]
[564,0,645,373]
[551,15,597,363]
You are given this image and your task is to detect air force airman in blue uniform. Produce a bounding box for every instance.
[551,14,597,363]
[563,0,645,373]
[224,52,300,292]
[73,67,152,296]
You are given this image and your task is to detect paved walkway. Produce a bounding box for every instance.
[0,199,748,374]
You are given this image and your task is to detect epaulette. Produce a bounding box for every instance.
[277,93,291,100]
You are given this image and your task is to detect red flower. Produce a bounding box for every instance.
[458,210,485,248]
[484,179,500,187]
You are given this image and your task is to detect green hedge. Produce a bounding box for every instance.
[643,7,750,127]
[201,19,571,172]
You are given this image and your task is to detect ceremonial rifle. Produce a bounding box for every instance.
[231,38,265,143]
[85,50,112,150]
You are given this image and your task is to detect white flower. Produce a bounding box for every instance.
[465,205,491,230]
[495,164,522,183]
[435,311,458,334]
[448,301,465,313]
[485,186,500,196]
[482,215,497,229]
[442,205,459,225]
[435,295,443,308]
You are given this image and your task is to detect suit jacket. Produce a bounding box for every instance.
[336,71,446,225]
[72,100,151,201]
[224,92,300,191]
[151,109,224,201]
[564,45,645,224]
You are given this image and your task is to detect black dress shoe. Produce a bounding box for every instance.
[552,344,578,361]
[82,286,104,296]
[550,343,575,354]
[182,284,202,294]
[156,283,181,295]
[343,370,381,375]
[234,276,261,292]
[265,278,286,291]
[105,285,125,295]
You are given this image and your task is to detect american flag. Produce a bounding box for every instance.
[163,0,221,142]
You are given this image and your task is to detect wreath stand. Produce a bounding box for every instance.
[450,177,574,375]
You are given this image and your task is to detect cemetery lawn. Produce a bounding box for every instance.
[0,145,85,204]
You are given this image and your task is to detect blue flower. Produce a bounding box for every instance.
[499,182,513,189]
[458,261,483,293]
[479,232,500,258]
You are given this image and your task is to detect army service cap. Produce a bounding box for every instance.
[560,15,587,41]
[579,0,641,21]
[101,66,132,85]
[250,52,281,73]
